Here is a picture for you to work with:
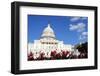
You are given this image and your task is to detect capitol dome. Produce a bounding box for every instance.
[41,24,55,38]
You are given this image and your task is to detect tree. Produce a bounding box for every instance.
[76,42,88,53]
[76,42,88,58]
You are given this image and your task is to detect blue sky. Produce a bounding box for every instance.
[28,15,88,45]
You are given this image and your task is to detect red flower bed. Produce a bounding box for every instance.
[28,49,87,61]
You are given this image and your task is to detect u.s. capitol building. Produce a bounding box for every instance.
[28,24,78,59]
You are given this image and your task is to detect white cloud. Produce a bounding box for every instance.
[70,17,87,22]
[79,35,87,40]
[70,17,80,22]
[79,35,86,40]
[81,17,87,20]
[69,23,86,32]
[82,31,88,36]
[79,31,88,40]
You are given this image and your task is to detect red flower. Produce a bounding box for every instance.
[55,53,62,59]
[61,50,69,58]
[51,51,57,57]
[39,52,45,60]
[28,52,34,60]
